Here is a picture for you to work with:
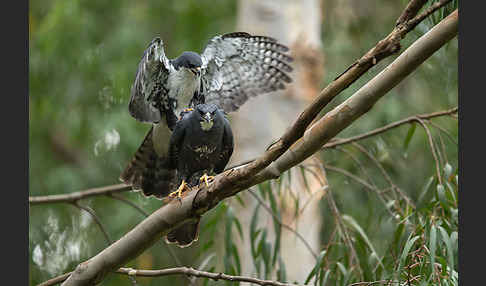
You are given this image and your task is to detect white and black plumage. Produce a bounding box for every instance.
[164,103,233,247]
[120,32,292,246]
[128,32,293,126]
[121,32,293,196]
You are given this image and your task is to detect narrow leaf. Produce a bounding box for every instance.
[403,123,417,151]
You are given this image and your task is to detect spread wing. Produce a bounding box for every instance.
[128,37,173,123]
[200,32,293,113]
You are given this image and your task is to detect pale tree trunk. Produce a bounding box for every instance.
[230,0,325,282]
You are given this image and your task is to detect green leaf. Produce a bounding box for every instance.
[436,184,449,208]
[403,123,417,152]
[277,255,287,282]
[397,234,420,277]
[299,165,312,194]
[197,253,216,271]
[418,176,435,207]
[342,214,384,268]
[438,226,454,271]
[429,225,437,277]
[444,163,453,178]
[304,250,327,284]
[321,269,330,286]
[250,204,261,259]
[232,216,244,242]
[231,244,241,274]
[234,193,246,207]
[392,221,406,254]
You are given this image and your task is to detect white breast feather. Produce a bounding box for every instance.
[167,68,200,114]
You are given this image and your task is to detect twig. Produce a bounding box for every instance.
[71,202,112,246]
[248,189,319,259]
[323,107,457,149]
[395,0,428,26]
[29,184,132,205]
[39,267,301,286]
[322,164,398,219]
[425,119,457,145]
[351,142,414,209]
[432,123,449,164]
[117,267,299,286]
[415,118,443,185]
[38,272,73,286]
[326,187,362,278]
[333,146,379,190]
[348,279,400,286]
[108,193,150,217]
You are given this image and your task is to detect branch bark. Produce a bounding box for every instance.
[29,184,131,205]
[42,267,303,286]
[59,10,458,286]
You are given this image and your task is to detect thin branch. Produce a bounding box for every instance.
[333,146,379,190]
[348,279,400,286]
[29,183,132,205]
[351,142,414,209]
[38,272,73,286]
[322,107,457,149]
[40,267,301,286]
[322,164,398,219]
[117,267,300,286]
[108,193,150,217]
[71,202,112,246]
[432,122,449,164]
[326,187,362,278]
[425,119,457,145]
[395,0,428,26]
[415,118,443,185]
[248,189,319,259]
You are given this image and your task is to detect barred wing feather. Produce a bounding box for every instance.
[200,32,293,113]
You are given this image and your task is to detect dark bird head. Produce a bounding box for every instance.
[172,51,203,76]
[195,103,219,131]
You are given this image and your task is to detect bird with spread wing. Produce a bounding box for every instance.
[120,32,293,247]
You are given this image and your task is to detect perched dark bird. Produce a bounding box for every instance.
[164,103,233,247]
[121,32,293,198]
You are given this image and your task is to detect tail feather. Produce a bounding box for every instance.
[120,127,176,198]
[165,219,200,248]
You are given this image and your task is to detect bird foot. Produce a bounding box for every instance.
[199,174,215,187]
[169,180,189,203]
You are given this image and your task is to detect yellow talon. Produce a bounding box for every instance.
[199,174,215,187]
[169,180,187,200]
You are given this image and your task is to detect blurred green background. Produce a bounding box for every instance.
[29,0,457,285]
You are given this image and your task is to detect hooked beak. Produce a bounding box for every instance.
[190,66,201,76]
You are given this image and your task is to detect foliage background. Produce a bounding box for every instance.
[29,0,458,285]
